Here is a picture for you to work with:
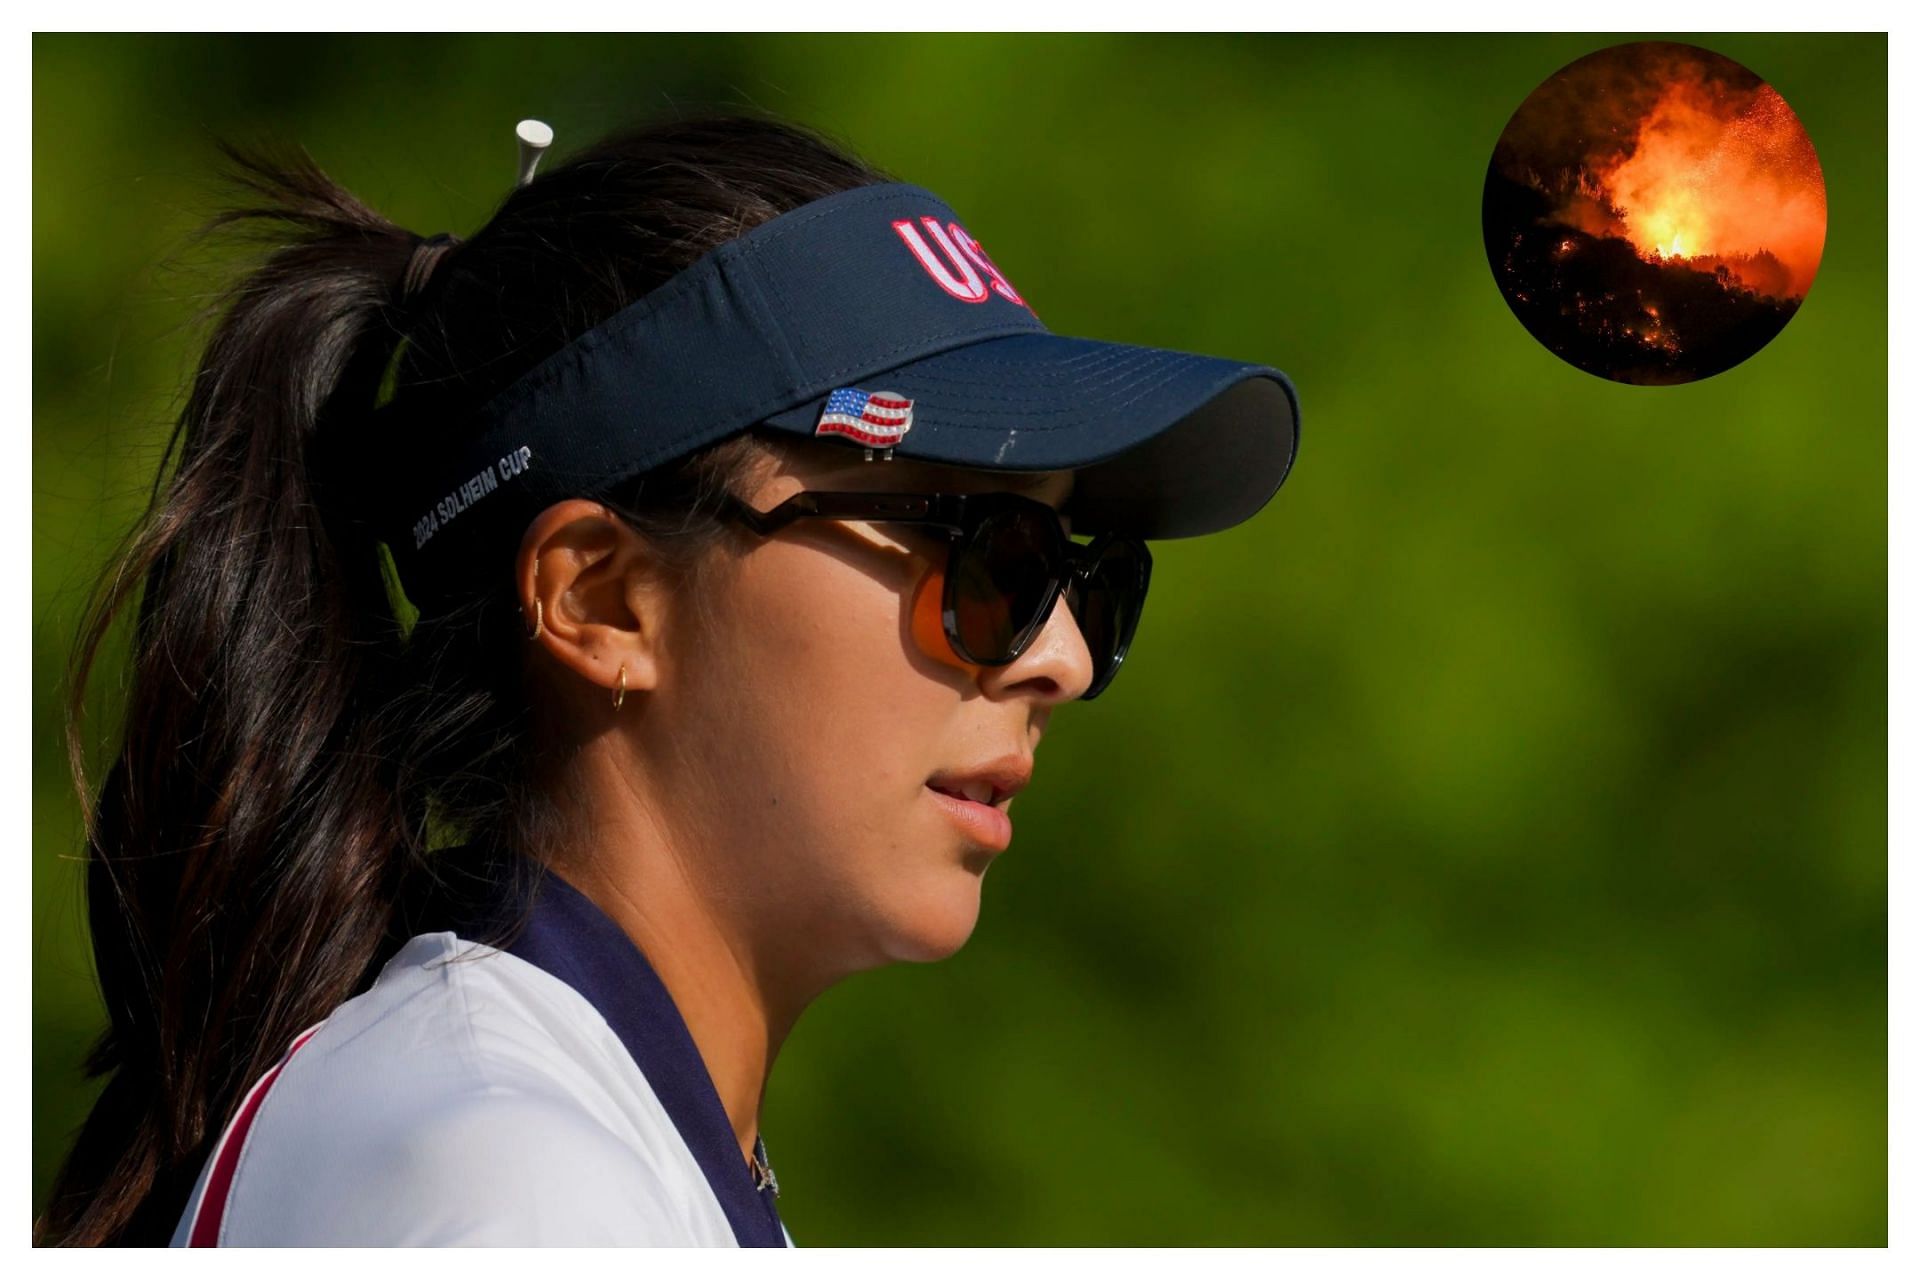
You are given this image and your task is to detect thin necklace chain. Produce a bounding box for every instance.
[750,1135,780,1197]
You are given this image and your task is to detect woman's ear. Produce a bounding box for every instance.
[516,500,672,705]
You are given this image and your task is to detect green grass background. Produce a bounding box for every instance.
[32,33,1886,1243]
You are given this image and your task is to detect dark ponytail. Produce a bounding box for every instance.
[39,111,892,1246]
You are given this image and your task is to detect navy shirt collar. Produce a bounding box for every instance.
[409,848,788,1247]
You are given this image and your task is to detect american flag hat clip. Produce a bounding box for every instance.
[814,386,915,461]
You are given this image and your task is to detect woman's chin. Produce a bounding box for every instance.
[877,876,986,964]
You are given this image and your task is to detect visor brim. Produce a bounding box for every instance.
[757,331,1300,539]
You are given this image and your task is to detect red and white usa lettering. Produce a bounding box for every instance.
[892,216,1030,311]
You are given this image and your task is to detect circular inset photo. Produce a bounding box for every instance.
[1483,40,1827,385]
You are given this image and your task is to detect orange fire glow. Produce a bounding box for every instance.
[1593,79,1826,298]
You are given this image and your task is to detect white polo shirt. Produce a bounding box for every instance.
[168,857,796,1247]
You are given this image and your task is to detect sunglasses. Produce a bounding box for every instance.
[710,488,1152,700]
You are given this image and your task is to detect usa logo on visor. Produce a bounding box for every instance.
[814,387,915,448]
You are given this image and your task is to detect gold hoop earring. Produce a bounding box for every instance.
[525,558,544,640]
[612,663,627,709]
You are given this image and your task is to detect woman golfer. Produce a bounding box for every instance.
[38,110,1299,1246]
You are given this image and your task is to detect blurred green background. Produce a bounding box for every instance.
[33,33,1885,1244]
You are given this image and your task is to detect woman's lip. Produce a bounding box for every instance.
[924,783,1013,853]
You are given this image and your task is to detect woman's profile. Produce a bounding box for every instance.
[36,110,1300,1246]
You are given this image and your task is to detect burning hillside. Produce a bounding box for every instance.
[1482,42,1827,384]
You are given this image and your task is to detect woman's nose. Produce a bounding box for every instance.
[981,588,1095,704]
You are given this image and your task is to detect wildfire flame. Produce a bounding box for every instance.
[1488,42,1826,379]
[1593,77,1825,296]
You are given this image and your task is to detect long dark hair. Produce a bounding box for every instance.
[38,109,892,1247]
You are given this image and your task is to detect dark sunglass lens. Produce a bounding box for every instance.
[1073,539,1150,698]
[950,508,1061,661]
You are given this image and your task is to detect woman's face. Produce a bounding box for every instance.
[638,436,1093,984]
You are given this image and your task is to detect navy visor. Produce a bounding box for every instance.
[361,181,1300,609]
